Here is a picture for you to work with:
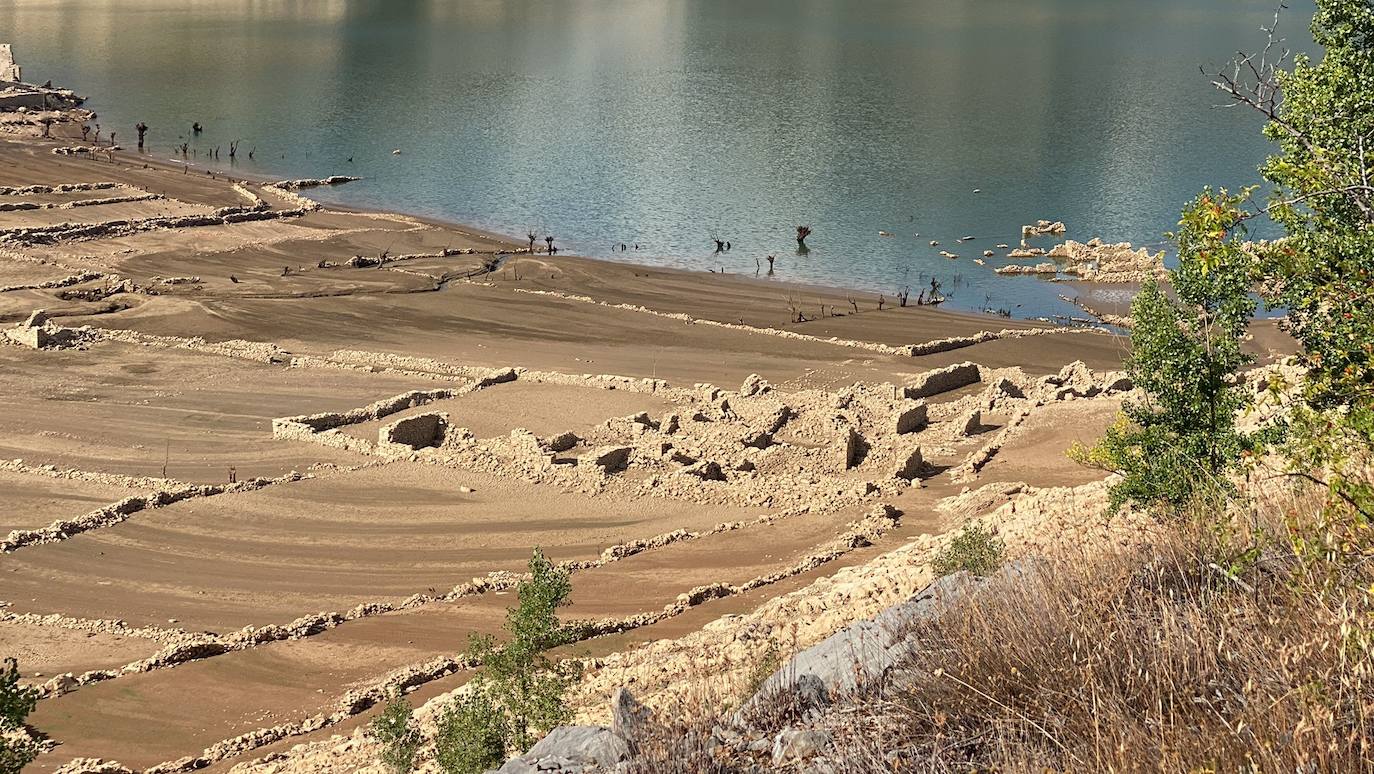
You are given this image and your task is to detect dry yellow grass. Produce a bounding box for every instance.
[619,482,1374,773]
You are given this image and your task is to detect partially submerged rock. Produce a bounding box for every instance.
[1047,238,1165,283]
[1021,219,1066,238]
[996,262,1058,275]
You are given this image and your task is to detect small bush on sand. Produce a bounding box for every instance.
[370,691,420,773]
[931,523,1004,577]
[0,657,38,774]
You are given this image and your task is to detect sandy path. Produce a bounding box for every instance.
[974,398,1127,489]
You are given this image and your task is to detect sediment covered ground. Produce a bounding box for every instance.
[0,133,1285,772]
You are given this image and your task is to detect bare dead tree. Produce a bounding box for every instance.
[136,122,148,149]
[1209,5,1374,223]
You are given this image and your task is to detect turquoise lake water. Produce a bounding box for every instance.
[1,0,1314,319]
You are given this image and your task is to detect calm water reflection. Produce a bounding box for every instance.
[0,0,1314,318]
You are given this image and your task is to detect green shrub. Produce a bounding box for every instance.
[932,524,1005,577]
[433,689,508,774]
[370,691,420,773]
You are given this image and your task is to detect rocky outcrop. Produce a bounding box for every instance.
[1021,219,1066,238]
[1047,238,1166,283]
[495,725,631,773]
[739,572,980,716]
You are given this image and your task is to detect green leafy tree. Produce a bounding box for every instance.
[0,658,39,773]
[1076,189,1257,513]
[468,548,581,752]
[370,691,420,773]
[1211,0,1374,524]
[433,548,582,773]
[433,690,507,774]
